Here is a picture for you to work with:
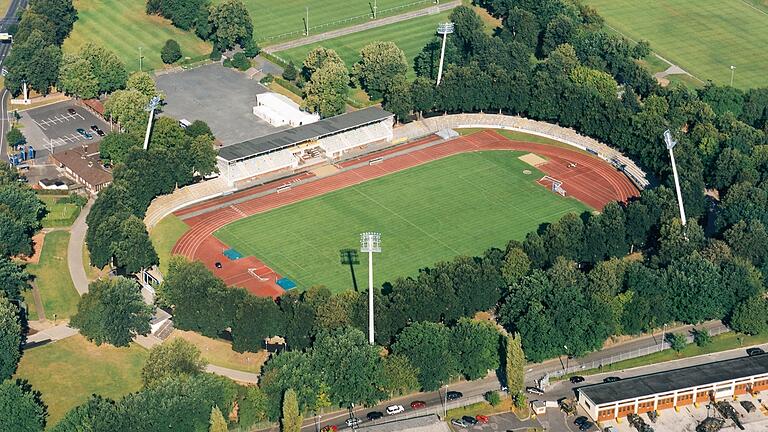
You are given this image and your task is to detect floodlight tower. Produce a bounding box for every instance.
[360,232,381,345]
[663,129,687,227]
[142,95,161,150]
[435,22,454,86]
[729,65,736,86]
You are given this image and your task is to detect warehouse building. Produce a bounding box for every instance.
[576,354,768,421]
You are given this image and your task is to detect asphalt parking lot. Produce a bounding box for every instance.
[449,412,542,432]
[155,63,286,146]
[20,100,110,155]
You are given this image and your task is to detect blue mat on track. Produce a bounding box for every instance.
[276,277,296,290]
[223,248,243,260]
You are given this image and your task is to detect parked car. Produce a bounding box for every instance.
[76,128,93,140]
[570,375,585,384]
[461,416,478,425]
[386,405,404,415]
[647,410,658,423]
[603,376,622,383]
[446,391,463,401]
[214,262,222,269]
[603,427,619,432]
[450,418,468,428]
[580,420,596,431]
[67,108,77,115]
[345,417,361,427]
[526,386,545,395]
[574,416,589,427]
[320,426,337,432]
[475,415,489,424]
[366,411,383,421]
[90,125,105,136]
[746,347,765,356]
[410,400,426,409]
[740,401,756,413]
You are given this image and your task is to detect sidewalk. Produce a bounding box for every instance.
[26,324,78,344]
[67,198,92,295]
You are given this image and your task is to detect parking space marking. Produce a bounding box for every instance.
[33,112,86,130]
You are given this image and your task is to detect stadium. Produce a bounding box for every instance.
[164,109,644,297]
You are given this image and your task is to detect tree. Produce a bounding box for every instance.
[413,36,460,80]
[104,89,150,134]
[113,215,159,273]
[185,120,214,138]
[542,14,576,55]
[665,332,687,353]
[281,389,302,432]
[410,77,435,118]
[504,7,539,49]
[231,295,282,352]
[209,406,228,432]
[382,76,412,122]
[449,5,485,56]
[0,256,31,301]
[3,30,62,96]
[392,321,457,391]
[126,71,159,99]
[99,132,141,165]
[70,277,154,347]
[282,61,297,81]
[505,333,525,394]
[79,42,128,94]
[209,0,253,50]
[0,184,46,257]
[142,338,207,388]
[724,219,768,266]
[230,52,250,71]
[451,319,500,380]
[243,39,261,58]
[195,3,213,39]
[161,39,183,64]
[352,41,408,99]
[51,395,120,432]
[0,298,22,381]
[6,127,26,149]
[729,296,768,335]
[655,218,705,265]
[29,0,77,45]
[301,47,343,80]
[501,247,531,285]
[380,354,419,398]
[0,379,47,432]
[692,328,711,347]
[191,134,219,176]
[58,54,99,99]
[302,60,349,118]
[485,391,501,406]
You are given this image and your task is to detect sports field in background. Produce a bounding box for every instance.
[276,11,451,77]
[585,0,768,88]
[64,0,211,72]
[232,0,436,43]
[215,151,589,292]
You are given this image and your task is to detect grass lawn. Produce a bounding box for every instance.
[39,195,81,228]
[64,0,211,72]
[216,151,589,292]
[0,0,10,16]
[27,231,79,319]
[15,335,147,426]
[276,11,452,78]
[21,290,38,321]
[585,0,768,88]
[166,330,268,374]
[149,214,190,275]
[232,0,435,43]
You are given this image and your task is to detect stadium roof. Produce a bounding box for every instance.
[218,106,393,162]
[578,354,768,405]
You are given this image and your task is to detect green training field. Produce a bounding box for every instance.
[277,11,451,77]
[232,0,436,43]
[215,151,590,292]
[64,0,211,72]
[585,0,768,88]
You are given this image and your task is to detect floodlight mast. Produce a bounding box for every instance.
[142,96,161,150]
[436,22,454,86]
[663,129,687,227]
[360,232,381,344]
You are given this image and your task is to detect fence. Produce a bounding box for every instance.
[541,324,731,385]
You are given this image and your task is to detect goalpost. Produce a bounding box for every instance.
[540,175,566,197]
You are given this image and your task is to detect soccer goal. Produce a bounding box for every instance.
[248,268,268,281]
[541,175,567,197]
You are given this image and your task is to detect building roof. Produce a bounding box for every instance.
[51,142,112,188]
[578,354,768,405]
[218,106,393,162]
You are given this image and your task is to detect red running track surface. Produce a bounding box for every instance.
[171,130,639,297]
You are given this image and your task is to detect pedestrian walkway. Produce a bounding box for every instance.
[67,198,92,295]
[26,324,78,344]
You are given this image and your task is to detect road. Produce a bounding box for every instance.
[0,0,27,161]
[263,0,460,54]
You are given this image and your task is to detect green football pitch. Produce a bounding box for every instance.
[276,11,450,77]
[585,0,768,88]
[64,0,212,72]
[234,0,436,43]
[215,151,590,292]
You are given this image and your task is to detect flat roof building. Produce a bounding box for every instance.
[253,92,319,128]
[576,354,768,422]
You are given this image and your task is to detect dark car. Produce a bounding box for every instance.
[214,262,222,269]
[461,416,478,425]
[410,400,426,409]
[67,108,77,115]
[446,390,463,401]
[574,416,588,427]
[579,420,595,431]
[366,411,383,421]
[746,347,765,356]
[76,128,93,140]
[90,125,105,136]
[570,375,585,384]
[526,386,545,395]
[603,376,621,383]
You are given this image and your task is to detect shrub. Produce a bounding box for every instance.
[692,329,711,347]
[231,52,250,71]
[260,74,274,85]
[484,390,501,407]
[161,39,182,64]
[209,47,222,61]
[666,332,688,353]
[512,392,527,409]
[282,61,297,81]
[243,40,261,58]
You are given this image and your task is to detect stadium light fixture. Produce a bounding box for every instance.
[360,232,381,345]
[436,22,454,87]
[663,129,687,227]
[142,95,162,150]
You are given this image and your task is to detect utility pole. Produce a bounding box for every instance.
[373,0,377,19]
[360,232,381,344]
[139,47,143,72]
[142,95,161,150]
[729,65,736,86]
[663,129,687,227]
[435,22,454,86]
[305,7,309,36]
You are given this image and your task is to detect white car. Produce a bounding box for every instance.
[345,417,361,427]
[386,404,405,415]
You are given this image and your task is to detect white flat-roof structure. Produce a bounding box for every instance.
[253,92,319,127]
[576,354,768,422]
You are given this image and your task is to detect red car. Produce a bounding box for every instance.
[320,426,337,432]
[410,400,426,409]
[475,415,489,423]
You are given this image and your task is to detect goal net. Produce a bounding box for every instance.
[540,175,566,197]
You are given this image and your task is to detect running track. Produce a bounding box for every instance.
[172,130,639,296]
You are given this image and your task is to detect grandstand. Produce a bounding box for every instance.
[217,107,394,185]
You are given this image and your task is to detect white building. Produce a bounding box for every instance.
[253,92,319,127]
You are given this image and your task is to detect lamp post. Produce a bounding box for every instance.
[661,323,667,350]
[564,345,569,372]
[663,129,687,227]
[435,22,454,86]
[729,65,736,86]
[142,95,161,150]
[139,47,143,72]
[360,232,381,344]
